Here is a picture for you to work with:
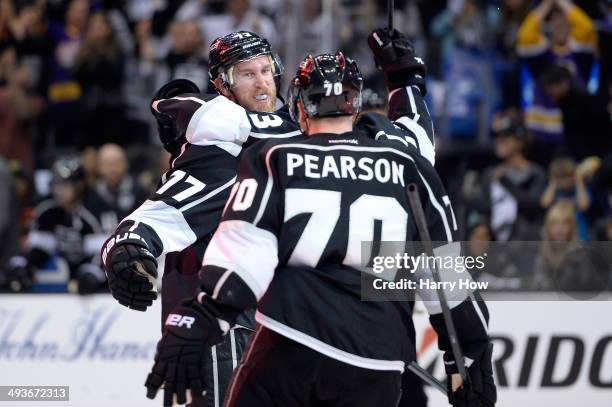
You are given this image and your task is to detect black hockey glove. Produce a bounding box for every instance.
[152,79,201,153]
[448,343,497,407]
[145,298,226,406]
[368,28,427,94]
[103,236,158,311]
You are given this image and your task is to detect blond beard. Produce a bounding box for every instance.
[237,94,277,112]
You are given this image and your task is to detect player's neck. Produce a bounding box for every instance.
[305,116,353,136]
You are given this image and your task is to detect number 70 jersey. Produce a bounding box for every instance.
[201,130,462,371]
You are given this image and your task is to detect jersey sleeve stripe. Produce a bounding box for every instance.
[212,269,233,300]
[124,199,198,255]
[179,176,237,213]
[406,86,420,121]
[414,168,452,241]
[396,116,435,165]
[469,293,489,332]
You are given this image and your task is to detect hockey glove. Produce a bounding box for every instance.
[103,237,158,311]
[152,79,200,153]
[368,28,427,94]
[448,343,497,407]
[145,298,226,406]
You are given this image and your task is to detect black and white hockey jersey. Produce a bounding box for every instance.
[107,85,435,266]
[105,95,300,267]
[28,200,106,270]
[200,128,489,374]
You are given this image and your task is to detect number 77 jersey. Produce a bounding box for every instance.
[106,95,300,266]
[201,130,490,373]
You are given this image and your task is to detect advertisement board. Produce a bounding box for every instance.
[1,295,610,406]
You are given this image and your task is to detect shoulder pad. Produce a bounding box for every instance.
[185,95,252,155]
[245,106,301,143]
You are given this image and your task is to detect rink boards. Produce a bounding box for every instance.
[0,295,610,406]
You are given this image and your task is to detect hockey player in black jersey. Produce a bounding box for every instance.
[101,32,300,407]
[8,157,107,294]
[144,44,496,407]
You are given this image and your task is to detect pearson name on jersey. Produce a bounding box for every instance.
[285,152,406,186]
[201,131,490,373]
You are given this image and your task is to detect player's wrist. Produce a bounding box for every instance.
[385,69,427,94]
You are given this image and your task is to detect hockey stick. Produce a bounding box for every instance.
[406,183,469,384]
[408,362,446,395]
[388,0,394,30]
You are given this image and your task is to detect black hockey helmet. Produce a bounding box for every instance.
[288,52,363,122]
[151,78,201,153]
[208,31,283,88]
[51,156,84,183]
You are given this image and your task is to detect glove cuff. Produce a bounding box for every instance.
[385,68,426,95]
[167,299,225,347]
[102,232,154,267]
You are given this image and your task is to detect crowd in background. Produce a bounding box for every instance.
[0,0,611,293]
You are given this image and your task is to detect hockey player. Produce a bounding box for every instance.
[107,29,448,406]
[8,157,107,294]
[144,47,496,407]
[101,32,299,407]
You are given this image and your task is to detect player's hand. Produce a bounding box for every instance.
[103,241,158,311]
[145,299,217,406]
[367,28,427,94]
[447,344,497,407]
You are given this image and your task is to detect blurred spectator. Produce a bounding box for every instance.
[463,212,523,290]
[360,84,388,116]
[596,0,612,104]
[531,201,603,291]
[7,0,52,94]
[540,156,592,240]
[80,145,97,188]
[73,11,125,148]
[541,64,611,161]
[590,153,612,224]
[0,52,44,171]
[8,156,107,294]
[7,158,37,239]
[493,0,531,109]
[0,156,20,287]
[463,114,546,241]
[517,0,597,161]
[133,146,172,194]
[594,216,612,240]
[431,0,497,140]
[84,143,148,233]
[200,0,278,48]
[45,0,90,149]
[160,20,208,91]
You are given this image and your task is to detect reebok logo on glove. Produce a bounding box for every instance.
[166,314,195,328]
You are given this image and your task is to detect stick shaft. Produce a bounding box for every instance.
[408,362,446,395]
[406,183,468,383]
[388,0,394,30]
